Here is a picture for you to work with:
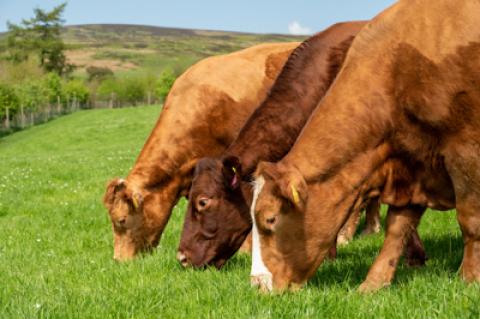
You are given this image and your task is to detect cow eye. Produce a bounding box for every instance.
[196,196,211,212]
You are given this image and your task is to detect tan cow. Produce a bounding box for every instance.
[251,0,480,292]
[103,42,300,261]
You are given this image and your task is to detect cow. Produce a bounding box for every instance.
[250,0,480,293]
[177,21,427,269]
[103,41,299,261]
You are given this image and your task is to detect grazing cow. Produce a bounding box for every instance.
[251,0,479,292]
[177,21,427,269]
[103,42,299,261]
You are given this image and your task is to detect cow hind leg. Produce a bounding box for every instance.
[362,198,381,236]
[337,208,361,245]
[358,205,424,293]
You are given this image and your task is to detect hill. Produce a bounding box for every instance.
[61,24,305,76]
[0,24,304,76]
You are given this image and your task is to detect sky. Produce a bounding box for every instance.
[0,1,397,34]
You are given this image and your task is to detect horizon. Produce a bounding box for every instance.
[0,1,396,34]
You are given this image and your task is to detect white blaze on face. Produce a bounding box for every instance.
[250,175,273,291]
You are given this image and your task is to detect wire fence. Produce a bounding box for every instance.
[0,94,161,137]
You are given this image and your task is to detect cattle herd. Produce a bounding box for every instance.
[103,0,480,293]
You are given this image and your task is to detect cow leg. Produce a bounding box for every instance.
[404,229,427,267]
[456,199,480,283]
[362,198,381,236]
[358,205,424,293]
[337,208,361,245]
[239,232,252,254]
[444,145,480,283]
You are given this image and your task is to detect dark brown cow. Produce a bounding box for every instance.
[177,21,426,269]
[251,0,480,293]
[102,42,299,261]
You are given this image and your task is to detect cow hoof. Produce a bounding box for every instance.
[336,235,350,246]
[361,225,381,236]
[358,280,388,294]
[460,266,480,283]
[251,274,273,292]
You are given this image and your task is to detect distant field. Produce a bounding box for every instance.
[60,24,305,77]
[0,105,478,318]
[0,24,304,78]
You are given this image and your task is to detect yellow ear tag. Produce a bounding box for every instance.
[291,185,300,205]
[232,167,237,174]
[132,196,139,209]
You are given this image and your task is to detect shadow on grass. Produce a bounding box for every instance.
[308,233,464,289]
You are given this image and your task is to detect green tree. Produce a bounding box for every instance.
[0,84,19,119]
[6,3,73,75]
[155,69,176,102]
[44,72,63,104]
[16,79,48,112]
[64,79,89,107]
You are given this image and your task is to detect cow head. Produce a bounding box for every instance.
[103,178,151,261]
[250,161,318,291]
[177,156,252,269]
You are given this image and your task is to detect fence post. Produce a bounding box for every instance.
[20,104,25,129]
[5,107,10,130]
[147,91,152,105]
[109,92,114,109]
[57,95,61,114]
[72,96,75,111]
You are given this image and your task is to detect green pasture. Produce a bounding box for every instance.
[0,105,478,318]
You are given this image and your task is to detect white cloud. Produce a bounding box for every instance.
[288,21,312,35]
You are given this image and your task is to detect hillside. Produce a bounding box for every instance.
[61,24,304,76]
[0,24,304,76]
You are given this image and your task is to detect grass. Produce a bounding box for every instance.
[0,105,478,318]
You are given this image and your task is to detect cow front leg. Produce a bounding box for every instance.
[239,232,252,254]
[457,200,480,283]
[359,205,424,293]
[404,229,427,267]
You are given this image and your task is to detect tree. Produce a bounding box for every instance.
[155,69,176,102]
[0,84,19,128]
[6,3,74,75]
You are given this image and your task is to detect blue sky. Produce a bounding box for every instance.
[0,1,396,34]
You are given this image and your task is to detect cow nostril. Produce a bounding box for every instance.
[266,217,276,225]
[177,251,189,267]
[117,218,126,226]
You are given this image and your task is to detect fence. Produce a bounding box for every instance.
[0,93,161,136]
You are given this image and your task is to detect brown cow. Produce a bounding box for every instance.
[251,0,480,292]
[177,21,426,268]
[103,41,299,261]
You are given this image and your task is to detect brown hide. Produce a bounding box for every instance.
[103,42,299,260]
[177,22,368,268]
[252,0,480,292]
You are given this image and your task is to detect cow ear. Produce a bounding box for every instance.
[222,156,242,189]
[103,178,126,210]
[131,192,144,211]
[278,173,308,212]
[256,162,308,212]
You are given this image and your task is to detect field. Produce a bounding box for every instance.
[60,24,305,77]
[0,105,478,318]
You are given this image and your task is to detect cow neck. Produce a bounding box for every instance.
[126,112,184,191]
[303,143,392,269]
[224,22,364,179]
